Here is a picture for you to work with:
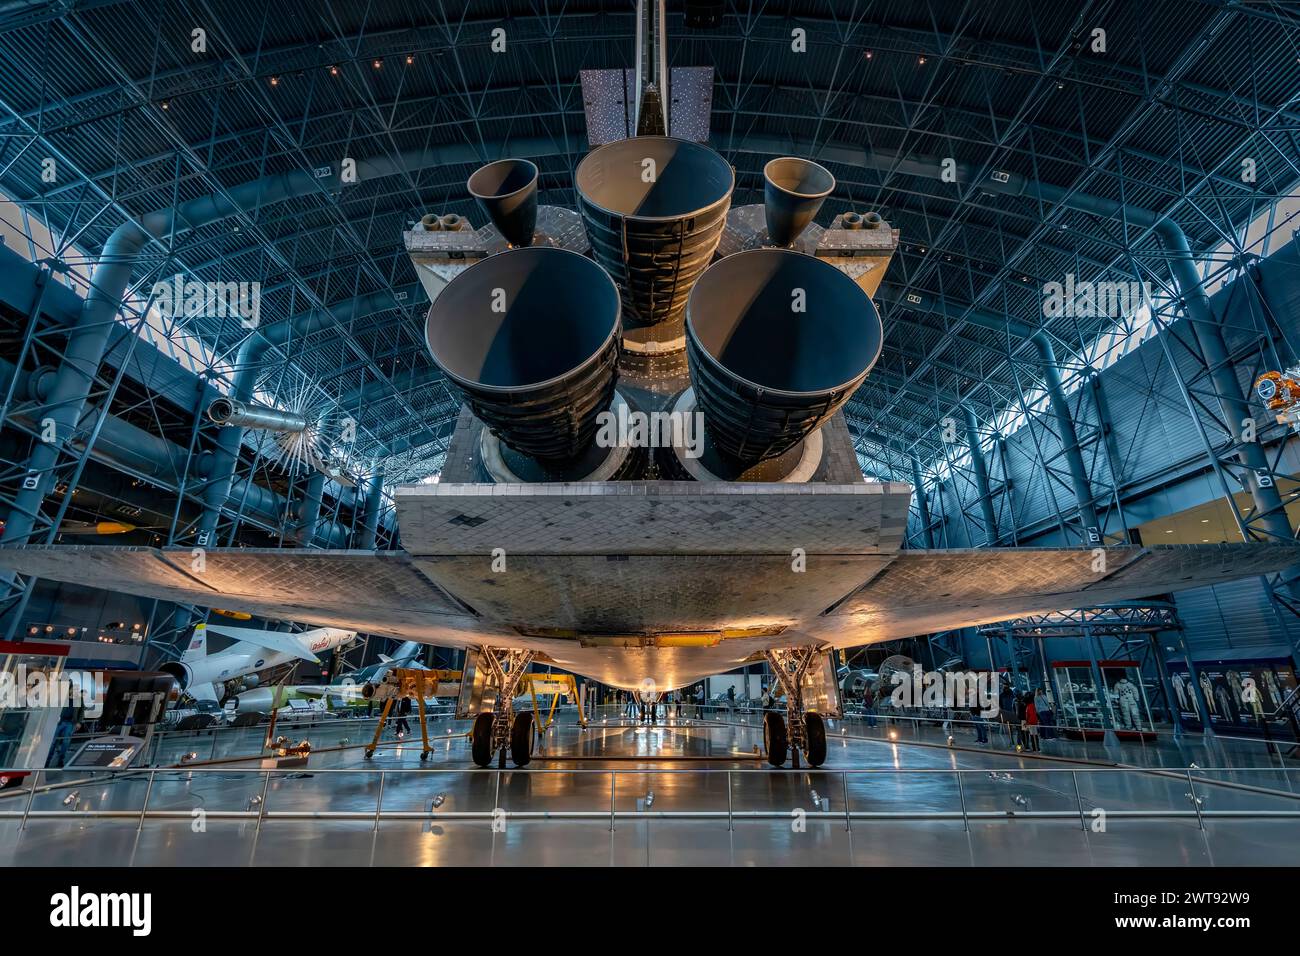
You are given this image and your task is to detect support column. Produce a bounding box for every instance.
[357,471,385,550]
[1032,333,1100,545]
[1148,631,1183,741]
[961,404,998,546]
[910,457,935,548]
[294,471,325,546]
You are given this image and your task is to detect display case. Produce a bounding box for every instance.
[1099,659,1156,740]
[0,639,71,770]
[1050,661,1107,740]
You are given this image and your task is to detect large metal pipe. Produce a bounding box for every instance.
[357,470,385,550]
[763,157,834,247]
[0,354,352,543]
[0,140,541,550]
[685,248,883,463]
[576,136,733,335]
[424,247,621,461]
[294,471,326,546]
[467,159,539,247]
[0,156,408,548]
[197,284,422,544]
[205,397,307,432]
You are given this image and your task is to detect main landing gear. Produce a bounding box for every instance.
[762,646,836,768]
[468,647,538,769]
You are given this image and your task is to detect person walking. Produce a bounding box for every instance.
[1025,693,1041,752]
[999,680,1016,745]
[862,685,877,728]
[394,694,412,738]
[1015,691,1030,751]
[47,701,83,768]
[970,700,988,743]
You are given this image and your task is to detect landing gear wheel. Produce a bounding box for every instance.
[419,750,430,762]
[803,712,827,767]
[510,711,535,767]
[471,713,494,767]
[763,711,788,767]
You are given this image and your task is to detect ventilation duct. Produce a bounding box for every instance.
[205,397,307,433]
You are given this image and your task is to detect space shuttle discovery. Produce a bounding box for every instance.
[160,622,355,703]
[0,1,1296,771]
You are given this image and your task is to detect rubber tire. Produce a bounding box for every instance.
[763,711,788,767]
[471,713,495,767]
[511,711,535,767]
[804,712,827,768]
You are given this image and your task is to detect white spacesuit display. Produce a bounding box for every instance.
[1112,676,1142,730]
[1228,670,1264,720]
[1171,672,1190,713]
[1264,671,1284,711]
[1200,673,1216,715]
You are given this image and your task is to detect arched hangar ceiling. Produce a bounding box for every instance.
[0,0,1296,479]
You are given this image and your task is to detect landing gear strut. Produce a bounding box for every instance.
[467,647,536,769]
[762,646,838,768]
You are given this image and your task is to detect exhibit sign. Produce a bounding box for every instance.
[1165,656,1298,736]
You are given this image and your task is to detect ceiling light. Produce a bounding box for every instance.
[405,54,414,65]
[270,75,279,87]
[1165,529,1174,534]
[863,50,873,59]
[372,58,383,70]
[329,64,339,76]
[1200,518,1209,523]
[918,56,927,65]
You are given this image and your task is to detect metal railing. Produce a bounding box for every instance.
[4,764,1300,834]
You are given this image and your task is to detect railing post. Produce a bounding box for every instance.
[19,770,39,831]
[1186,769,1205,831]
[609,770,617,832]
[726,770,734,831]
[841,771,852,832]
[255,770,271,833]
[1072,771,1087,831]
[955,770,969,832]
[137,769,157,832]
[372,771,386,832]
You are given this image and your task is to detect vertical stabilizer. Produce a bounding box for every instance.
[182,623,209,662]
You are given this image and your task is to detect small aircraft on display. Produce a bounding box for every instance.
[158,621,356,704]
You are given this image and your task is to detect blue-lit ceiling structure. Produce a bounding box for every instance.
[0,0,1298,661]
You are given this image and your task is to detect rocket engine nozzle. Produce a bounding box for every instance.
[425,246,621,461]
[763,157,834,247]
[468,159,539,247]
[686,248,883,463]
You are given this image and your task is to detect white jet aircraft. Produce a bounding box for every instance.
[160,621,356,702]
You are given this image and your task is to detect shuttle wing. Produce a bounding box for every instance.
[803,544,1300,644]
[0,542,1295,657]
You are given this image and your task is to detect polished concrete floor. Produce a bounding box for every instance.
[2,707,1298,866]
